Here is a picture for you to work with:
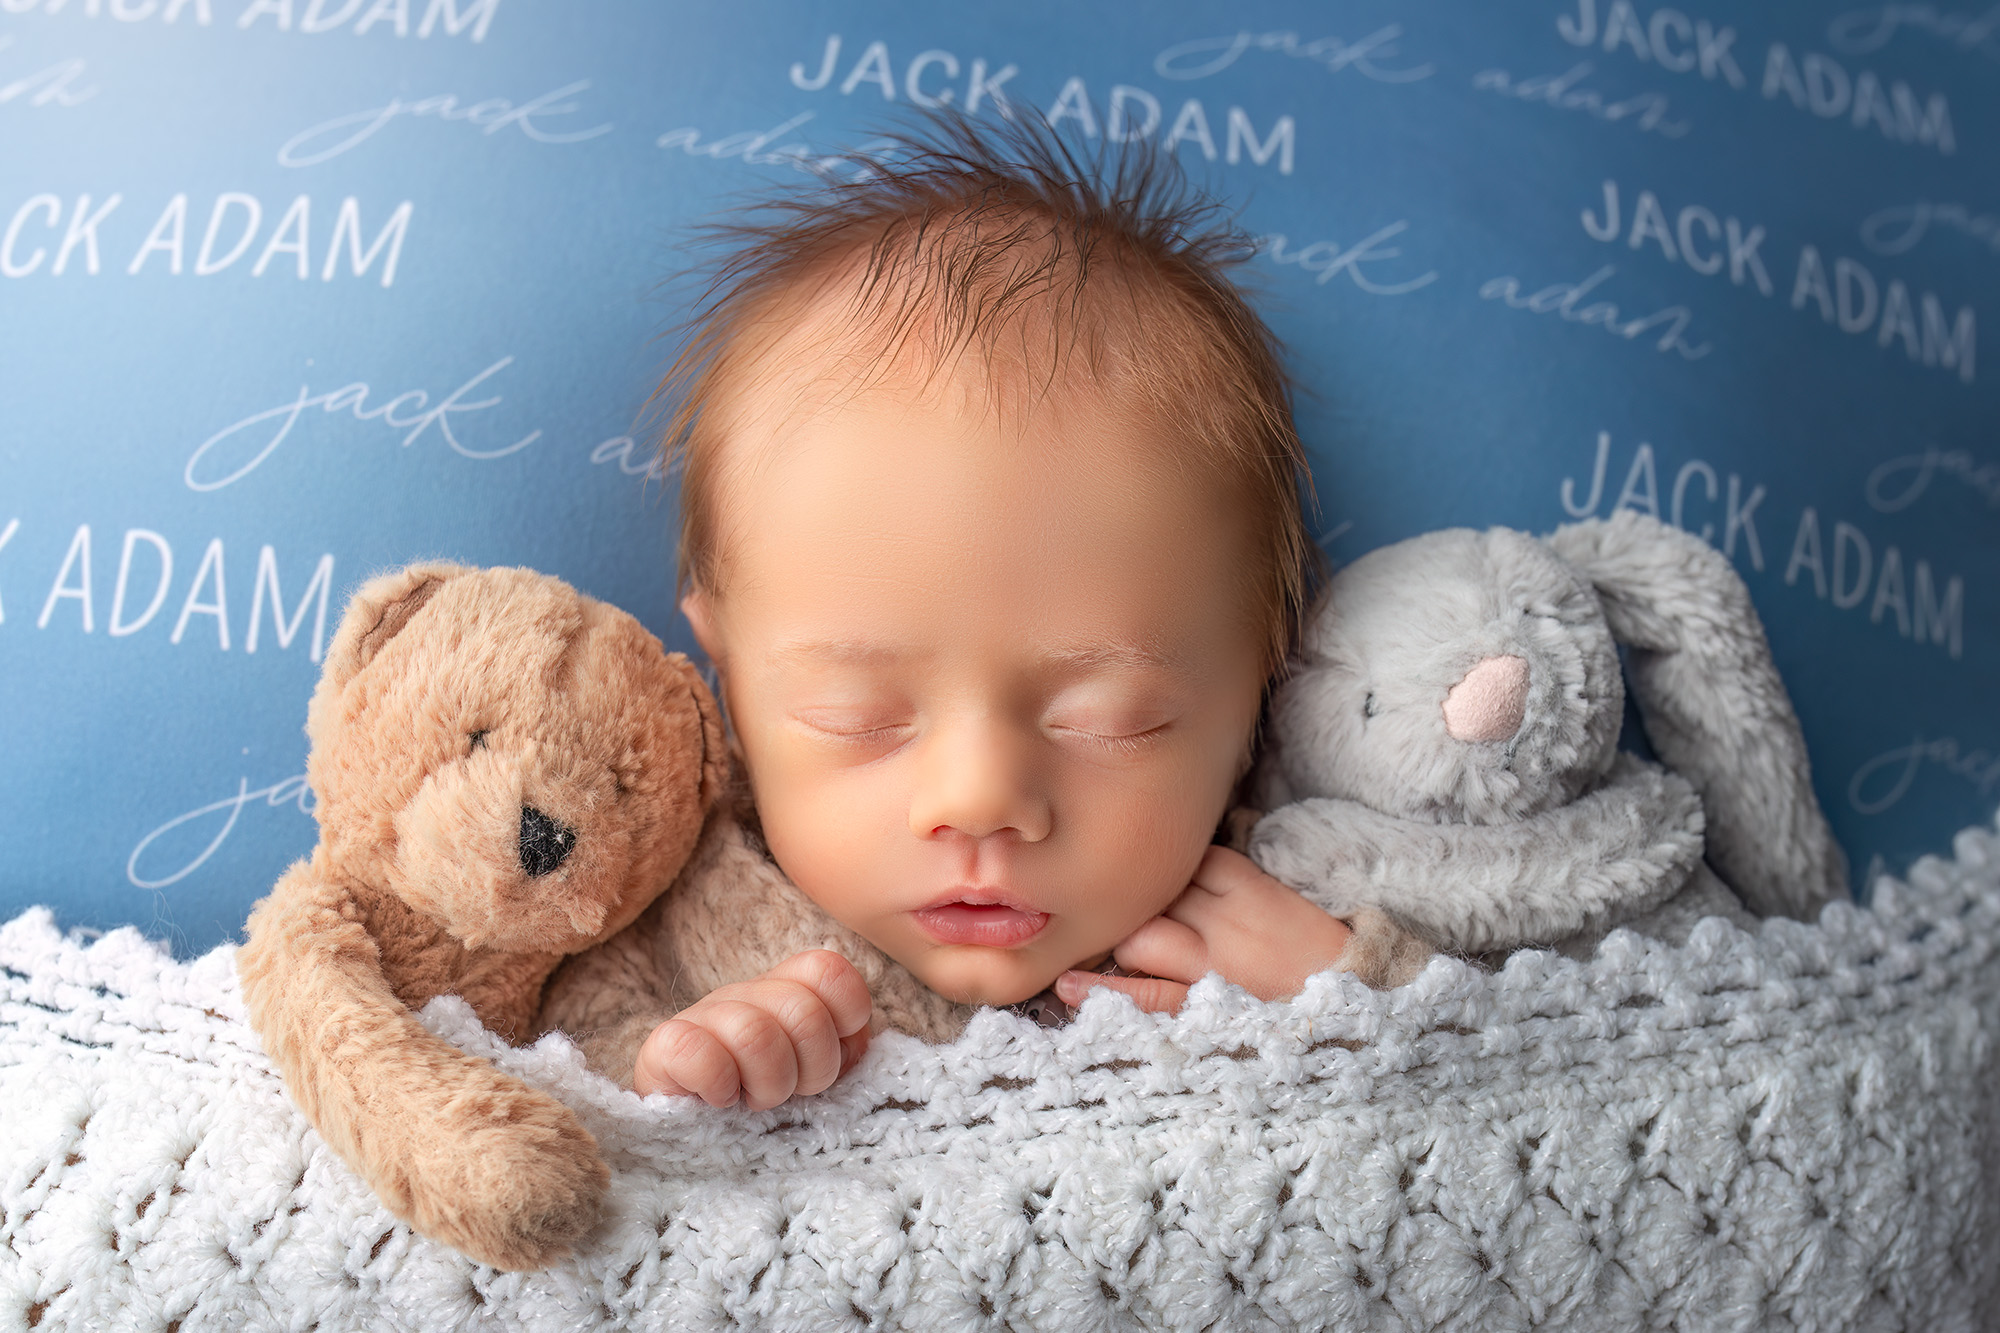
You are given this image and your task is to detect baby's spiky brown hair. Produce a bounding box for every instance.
[653,111,1316,675]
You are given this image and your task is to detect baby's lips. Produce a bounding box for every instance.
[915,884,1040,913]
[912,901,1050,947]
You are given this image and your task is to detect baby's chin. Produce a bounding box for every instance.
[903,945,1091,1009]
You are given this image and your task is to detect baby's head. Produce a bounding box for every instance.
[658,119,1312,1007]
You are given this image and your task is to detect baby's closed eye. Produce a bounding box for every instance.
[791,707,911,736]
[1041,686,1182,748]
[1043,716,1173,756]
[787,705,917,759]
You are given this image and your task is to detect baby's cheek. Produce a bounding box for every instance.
[744,738,888,887]
[1105,756,1224,875]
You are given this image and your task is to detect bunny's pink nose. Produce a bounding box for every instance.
[1442,654,1529,742]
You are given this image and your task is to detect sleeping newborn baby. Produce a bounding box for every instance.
[542,121,1424,1111]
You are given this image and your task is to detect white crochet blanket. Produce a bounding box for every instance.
[6,815,2000,1333]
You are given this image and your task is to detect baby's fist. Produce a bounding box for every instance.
[635,950,872,1109]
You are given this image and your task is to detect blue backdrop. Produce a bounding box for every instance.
[3,0,1995,955]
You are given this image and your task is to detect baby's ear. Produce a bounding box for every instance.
[320,562,472,691]
[680,590,721,664]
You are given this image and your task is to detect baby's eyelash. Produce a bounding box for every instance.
[795,715,912,744]
[1051,723,1169,755]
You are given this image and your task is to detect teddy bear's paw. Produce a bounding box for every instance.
[1338,908,1435,990]
[399,1081,611,1271]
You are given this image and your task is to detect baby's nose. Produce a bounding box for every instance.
[1441,654,1530,743]
[907,721,1052,845]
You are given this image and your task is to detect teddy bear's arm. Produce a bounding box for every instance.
[239,860,609,1270]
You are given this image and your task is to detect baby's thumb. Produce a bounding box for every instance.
[838,1027,870,1077]
[1058,970,1189,1015]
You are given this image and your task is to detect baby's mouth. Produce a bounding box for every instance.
[913,898,1050,948]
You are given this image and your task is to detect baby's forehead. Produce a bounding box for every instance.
[711,350,1230,551]
[696,331,1259,647]
[701,340,1268,690]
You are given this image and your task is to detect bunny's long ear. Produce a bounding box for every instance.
[1546,511,1848,919]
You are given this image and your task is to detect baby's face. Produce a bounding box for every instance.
[687,354,1266,1008]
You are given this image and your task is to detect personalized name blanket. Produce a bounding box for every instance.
[5,813,2000,1332]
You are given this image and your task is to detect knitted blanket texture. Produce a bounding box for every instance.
[5,815,2000,1332]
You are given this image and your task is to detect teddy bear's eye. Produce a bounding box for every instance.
[1363,693,1379,719]
[467,730,489,752]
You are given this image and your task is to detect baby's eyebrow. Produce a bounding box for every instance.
[768,638,909,666]
[767,639,1186,674]
[1040,642,1186,674]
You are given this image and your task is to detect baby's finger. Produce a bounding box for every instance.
[1162,885,1230,931]
[1188,844,1271,895]
[1055,971,1189,1015]
[730,971,855,1098]
[1111,914,1209,982]
[635,1017,740,1105]
[763,950,874,1038]
[694,997,802,1111]
[838,1027,870,1077]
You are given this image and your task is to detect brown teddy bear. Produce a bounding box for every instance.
[236,562,726,1272]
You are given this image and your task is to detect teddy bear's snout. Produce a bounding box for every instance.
[1442,655,1530,743]
[518,805,578,877]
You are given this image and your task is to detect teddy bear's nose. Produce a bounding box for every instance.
[1442,654,1530,743]
[518,805,578,877]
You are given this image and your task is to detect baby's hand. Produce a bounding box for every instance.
[1056,846,1353,1016]
[634,950,872,1108]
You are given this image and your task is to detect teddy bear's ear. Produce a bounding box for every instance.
[1546,511,1847,919]
[320,562,473,691]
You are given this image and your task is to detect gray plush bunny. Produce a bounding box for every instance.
[1246,509,1849,959]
